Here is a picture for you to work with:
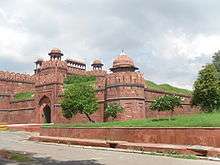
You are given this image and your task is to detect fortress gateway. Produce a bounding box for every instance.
[0,48,196,124]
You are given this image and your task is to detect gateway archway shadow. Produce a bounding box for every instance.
[39,96,52,123]
[43,105,51,123]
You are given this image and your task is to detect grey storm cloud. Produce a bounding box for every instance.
[0,0,220,89]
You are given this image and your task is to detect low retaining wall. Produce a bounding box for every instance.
[40,127,220,148]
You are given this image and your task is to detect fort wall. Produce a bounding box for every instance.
[144,89,197,118]
[0,48,198,124]
[0,71,34,94]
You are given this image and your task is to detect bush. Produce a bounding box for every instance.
[105,103,124,119]
[192,64,220,112]
[150,95,181,119]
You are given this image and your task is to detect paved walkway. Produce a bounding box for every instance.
[0,131,219,165]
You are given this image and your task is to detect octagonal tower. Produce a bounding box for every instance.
[106,52,146,121]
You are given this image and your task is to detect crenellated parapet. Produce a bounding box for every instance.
[67,66,87,76]
[86,70,107,77]
[40,60,68,70]
[0,71,34,84]
[106,72,144,86]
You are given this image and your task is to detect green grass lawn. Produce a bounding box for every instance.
[44,112,220,128]
[145,80,192,95]
[14,92,34,102]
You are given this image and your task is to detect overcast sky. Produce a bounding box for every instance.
[0,0,220,89]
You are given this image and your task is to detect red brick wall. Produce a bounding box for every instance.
[0,109,35,124]
[0,99,36,124]
[0,71,34,93]
[40,127,220,148]
[10,100,35,109]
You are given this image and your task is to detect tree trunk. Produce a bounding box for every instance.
[157,111,160,120]
[170,110,174,120]
[84,112,95,123]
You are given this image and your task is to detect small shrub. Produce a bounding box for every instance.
[105,103,124,119]
[150,95,181,119]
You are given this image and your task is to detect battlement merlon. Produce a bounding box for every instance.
[0,71,34,84]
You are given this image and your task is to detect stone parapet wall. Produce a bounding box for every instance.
[40,127,220,148]
[86,70,107,77]
[106,72,144,85]
[67,67,86,76]
[0,71,34,83]
[40,60,68,70]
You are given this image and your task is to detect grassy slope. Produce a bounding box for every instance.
[145,80,192,95]
[64,75,191,95]
[64,75,96,88]
[14,92,34,101]
[43,112,220,128]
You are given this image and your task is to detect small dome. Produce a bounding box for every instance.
[50,48,62,54]
[113,54,134,68]
[48,48,63,56]
[92,59,102,65]
[110,51,138,72]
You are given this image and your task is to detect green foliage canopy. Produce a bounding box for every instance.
[105,103,124,119]
[61,75,98,122]
[150,95,181,113]
[192,64,220,112]
[213,50,220,73]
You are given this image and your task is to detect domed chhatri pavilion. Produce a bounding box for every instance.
[0,48,193,124]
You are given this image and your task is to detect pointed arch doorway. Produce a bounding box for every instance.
[39,96,52,123]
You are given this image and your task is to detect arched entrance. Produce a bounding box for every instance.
[43,105,51,123]
[39,96,52,123]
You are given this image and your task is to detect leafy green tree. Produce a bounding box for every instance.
[212,51,220,79]
[150,95,182,119]
[213,50,220,73]
[61,83,98,123]
[192,64,220,112]
[105,103,124,119]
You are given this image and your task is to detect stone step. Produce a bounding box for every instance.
[29,135,220,157]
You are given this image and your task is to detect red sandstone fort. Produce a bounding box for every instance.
[0,48,197,124]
